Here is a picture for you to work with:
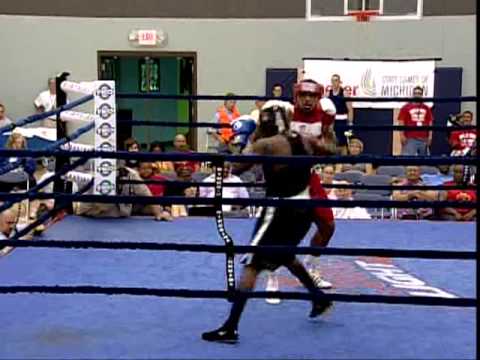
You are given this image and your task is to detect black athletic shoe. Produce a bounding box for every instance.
[309,298,333,318]
[201,326,238,344]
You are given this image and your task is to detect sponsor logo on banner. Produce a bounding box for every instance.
[97,161,115,177]
[96,123,115,138]
[360,68,376,97]
[94,81,116,195]
[303,59,436,108]
[96,84,114,100]
[96,180,116,195]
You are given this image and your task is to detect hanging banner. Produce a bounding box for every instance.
[303,59,435,108]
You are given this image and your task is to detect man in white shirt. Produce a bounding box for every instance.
[199,162,250,215]
[330,181,371,219]
[0,208,17,256]
[0,103,13,128]
[34,78,58,128]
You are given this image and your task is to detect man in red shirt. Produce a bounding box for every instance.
[449,111,477,156]
[398,86,434,156]
[440,164,476,221]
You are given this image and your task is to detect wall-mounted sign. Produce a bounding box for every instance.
[128,29,168,47]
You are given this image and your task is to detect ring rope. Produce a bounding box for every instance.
[0,150,475,167]
[0,240,475,260]
[0,157,91,214]
[116,119,476,132]
[0,193,476,209]
[0,286,474,307]
[0,121,94,177]
[0,95,94,135]
[9,180,94,241]
[119,179,477,191]
[116,93,477,103]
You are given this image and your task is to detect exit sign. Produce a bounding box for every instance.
[138,30,157,45]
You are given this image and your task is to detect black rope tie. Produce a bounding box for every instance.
[212,158,236,301]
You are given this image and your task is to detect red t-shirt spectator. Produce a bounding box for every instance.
[146,175,167,197]
[443,180,476,215]
[398,103,433,139]
[449,129,477,151]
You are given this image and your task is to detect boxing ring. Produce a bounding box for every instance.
[0,76,476,359]
[0,217,475,359]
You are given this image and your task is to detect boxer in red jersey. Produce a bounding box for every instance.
[291,79,337,289]
[261,81,337,300]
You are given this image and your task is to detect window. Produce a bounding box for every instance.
[139,57,160,93]
[307,0,423,20]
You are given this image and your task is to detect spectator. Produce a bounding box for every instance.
[330,181,371,219]
[320,165,336,196]
[449,111,476,156]
[164,162,197,217]
[271,83,284,98]
[439,165,476,221]
[0,206,33,256]
[198,162,250,216]
[172,134,200,172]
[123,137,140,170]
[249,99,266,123]
[210,94,241,153]
[398,86,433,156]
[34,78,58,128]
[335,137,373,175]
[77,165,164,220]
[31,157,55,219]
[392,166,437,220]
[421,164,452,185]
[0,208,17,239]
[0,103,12,128]
[327,74,353,155]
[138,161,173,220]
[149,141,174,173]
[0,133,36,191]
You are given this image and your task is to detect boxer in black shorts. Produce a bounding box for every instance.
[201,101,333,344]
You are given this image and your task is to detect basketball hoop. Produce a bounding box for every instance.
[348,10,379,22]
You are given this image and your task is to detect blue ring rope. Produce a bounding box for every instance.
[0,193,475,209]
[0,240,475,260]
[116,93,477,103]
[0,121,94,176]
[117,119,476,131]
[0,95,94,135]
[0,286,474,307]
[0,150,476,166]
[119,179,477,191]
[9,180,94,241]
[0,157,91,214]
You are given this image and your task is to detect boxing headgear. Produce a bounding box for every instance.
[230,115,257,150]
[294,80,324,98]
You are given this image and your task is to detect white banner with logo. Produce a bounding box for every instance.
[303,59,435,108]
[93,81,117,196]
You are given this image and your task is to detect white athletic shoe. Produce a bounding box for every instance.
[265,273,281,304]
[309,270,333,289]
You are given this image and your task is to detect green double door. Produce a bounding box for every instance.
[98,52,196,150]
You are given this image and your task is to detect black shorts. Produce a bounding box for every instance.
[334,119,348,147]
[243,191,313,271]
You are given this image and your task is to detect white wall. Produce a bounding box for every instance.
[0,15,476,149]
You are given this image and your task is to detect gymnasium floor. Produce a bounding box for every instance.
[0,217,476,359]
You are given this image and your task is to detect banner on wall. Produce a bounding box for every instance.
[302,59,436,108]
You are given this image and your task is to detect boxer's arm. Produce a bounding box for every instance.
[232,139,268,175]
[310,124,337,155]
